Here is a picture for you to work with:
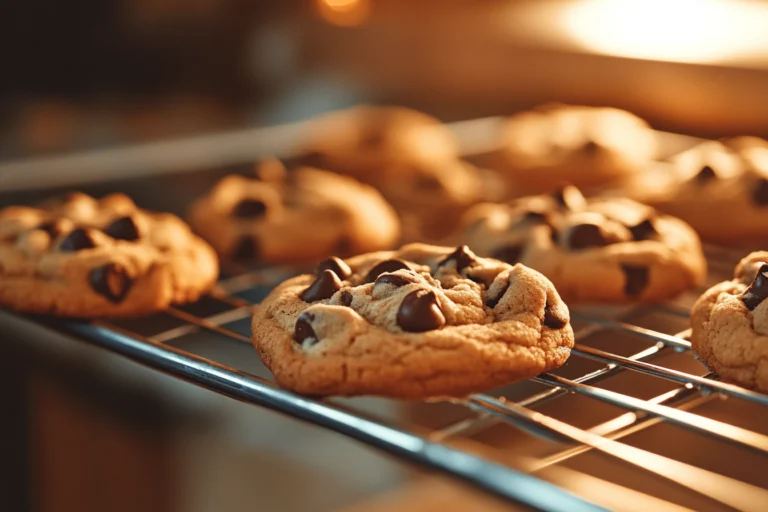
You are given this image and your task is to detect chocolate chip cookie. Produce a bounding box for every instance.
[457,185,706,303]
[691,251,768,392]
[251,243,574,398]
[0,192,218,317]
[492,104,657,193]
[300,106,482,240]
[187,159,400,263]
[635,138,768,244]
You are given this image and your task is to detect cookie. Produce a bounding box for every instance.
[187,159,400,263]
[457,185,706,303]
[251,243,574,398]
[300,106,482,240]
[492,104,657,193]
[0,192,218,317]
[691,251,768,392]
[635,138,768,244]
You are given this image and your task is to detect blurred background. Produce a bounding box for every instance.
[2,1,768,511]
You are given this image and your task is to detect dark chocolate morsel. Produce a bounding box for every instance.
[741,263,768,310]
[621,264,650,296]
[751,178,768,207]
[104,216,140,241]
[300,270,343,302]
[58,228,96,252]
[694,165,717,183]
[375,273,414,288]
[628,218,658,241]
[491,245,524,264]
[89,263,133,303]
[520,210,550,224]
[414,175,442,190]
[340,291,353,306]
[485,281,510,309]
[581,140,600,153]
[567,223,610,250]
[36,221,61,239]
[365,258,411,283]
[437,245,477,272]
[232,237,259,260]
[317,256,352,279]
[293,312,318,346]
[551,185,585,211]
[396,289,446,332]
[543,299,568,329]
[232,199,267,218]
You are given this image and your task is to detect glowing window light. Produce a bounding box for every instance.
[316,0,371,27]
[561,0,768,65]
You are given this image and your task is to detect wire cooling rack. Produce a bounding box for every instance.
[2,120,768,511]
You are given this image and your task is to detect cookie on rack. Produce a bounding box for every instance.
[456,185,706,303]
[492,104,657,193]
[691,251,768,392]
[634,138,768,244]
[187,159,401,263]
[300,105,482,240]
[0,192,218,317]
[251,243,574,398]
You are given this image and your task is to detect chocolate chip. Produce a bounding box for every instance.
[104,216,140,241]
[89,263,132,303]
[694,165,717,183]
[300,270,343,302]
[621,264,649,296]
[232,237,259,260]
[543,299,568,329]
[567,223,611,250]
[365,258,411,283]
[293,312,318,346]
[551,185,585,211]
[741,263,768,310]
[581,140,600,153]
[437,245,477,272]
[340,291,353,306]
[58,228,96,252]
[317,256,352,279]
[628,218,658,241]
[491,245,523,264]
[36,221,61,239]
[375,273,414,288]
[233,199,267,218]
[520,210,550,224]
[752,178,768,207]
[396,289,446,332]
[485,282,509,309]
[415,175,442,190]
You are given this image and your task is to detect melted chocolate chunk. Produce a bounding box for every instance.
[58,228,96,252]
[581,140,600,153]
[567,223,610,250]
[491,245,523,264]
[520,210,550,224]
[694,165,717,183]
[437,245,477,273]
[340,291,353,306]
[396,289,446,332]
[628,218,658,241]
[89,263,133,303]
[365,258,411,283]
[233,199,267,218]
[751,178,768,207]
[741,263,768,310]
[551,185,585,211]
[293,312,318,346]
[414,175,442,190]
[621,264,650,296]
[232,237,259,260]
[317,256,352,279]
[104,216,140,241]
[485,281,509,309]
[543,299,568,329]
[300,270,343,302]
[36,221,61,239]
[375,273,414,288]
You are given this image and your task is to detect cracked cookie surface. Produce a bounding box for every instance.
[457,185,706,303]
[0,192,218,317]
[187,159,400,263]
[251,243,573,398]
[691,251,768,392]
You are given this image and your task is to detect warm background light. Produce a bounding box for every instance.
[316,0,371,27]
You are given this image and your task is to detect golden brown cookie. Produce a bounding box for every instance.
[251,243,574,398]
[0,192,218,317]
